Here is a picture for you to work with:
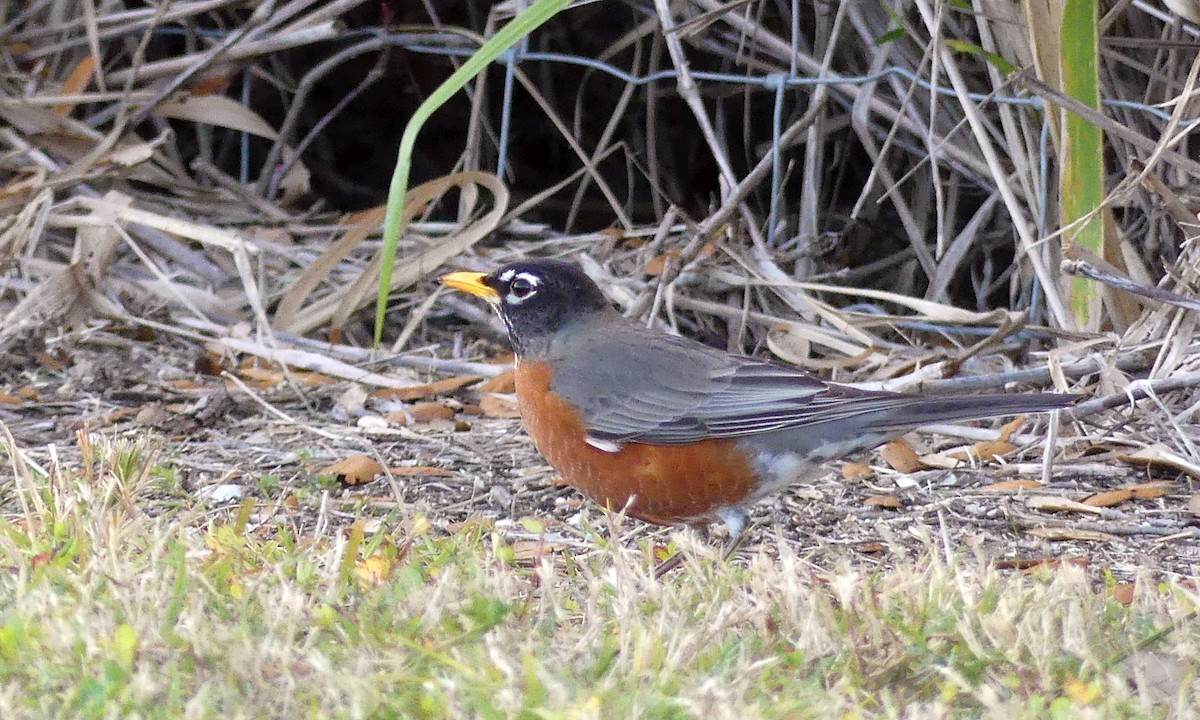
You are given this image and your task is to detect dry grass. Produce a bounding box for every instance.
[0,433,1196,718]
[3,1,1200,716]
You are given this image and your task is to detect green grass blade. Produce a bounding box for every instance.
[373,0,574,346]
[1060,0,1105,324]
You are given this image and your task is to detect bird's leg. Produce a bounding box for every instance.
[652,507,750,579]
[716,506,750,562]
[652,545,687,579]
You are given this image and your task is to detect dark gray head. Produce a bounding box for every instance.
[441,259,613,357]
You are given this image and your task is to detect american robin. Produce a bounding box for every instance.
[441,259,1072,540]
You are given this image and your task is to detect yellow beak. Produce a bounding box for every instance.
[440,271,500,302]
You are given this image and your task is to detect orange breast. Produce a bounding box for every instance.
[514,360,760,525]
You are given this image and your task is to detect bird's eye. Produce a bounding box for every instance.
[509,277,535,299]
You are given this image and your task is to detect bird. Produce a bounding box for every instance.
[441,259,1073,544]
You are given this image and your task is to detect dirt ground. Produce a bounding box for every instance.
[4,330,1197,585]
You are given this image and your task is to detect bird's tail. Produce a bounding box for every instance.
[847,391,1075,435]
[803,383,1075,435]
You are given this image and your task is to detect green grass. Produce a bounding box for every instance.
[1061,0,1107,326]
[0,434,1195,718]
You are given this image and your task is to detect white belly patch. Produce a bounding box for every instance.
[750,450,812,498]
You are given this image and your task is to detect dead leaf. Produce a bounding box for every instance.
[105,141,157,168]
[296,371,339,387]
[1109,582,1135,606]
[232,366,283,389]
[158,93,279,138]
[1187,494,1200,516]
[949,439,1017,463]
[1119,444,1200,480]
[480,393,521,418]
[979,479,1043,493]
[189,74,232,96]
[1084,481,1173,507]
[321,454,383,485]
[864,494,902,509]
[370,375,482,402]
[1128,481,1174,499]
[388,402,455,425]
[354,554,396,585]
[643,242,716,276]
[997,416,1026,442]
[842,462,873,482]
[52,56,97,116]
[881,439,924,473]
[857,542,886,554]
[480,370,516,394]
[916,452,966,469]
[1025,495,1105,515]
[1082,488,1135,508]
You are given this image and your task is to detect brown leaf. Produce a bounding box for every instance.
[864,494,902,509]
[857,542,886,554]
[293,371,339,387]
[388,402,455,426]
[841,462,874,482]
[370,375,482,402]
[1083,481,1173,507]
[233,366,284,388]
[643,242,716,276]
[321,454,384,485]
[979,479,1043,493]
[480,370,516,394]
[188,75,232,96]
[997,416,1026,443]
[949,439,1017,463]
[881,439,924,473]
[1082,488,1135,508]
[1129,481,1173,499]
[1109,582,1135,606]
[480,393,522,418]
[52,56,97,116]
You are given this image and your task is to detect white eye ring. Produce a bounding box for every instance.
[505,272,540,304]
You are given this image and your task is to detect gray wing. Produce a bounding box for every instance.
[549,324,894,446]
